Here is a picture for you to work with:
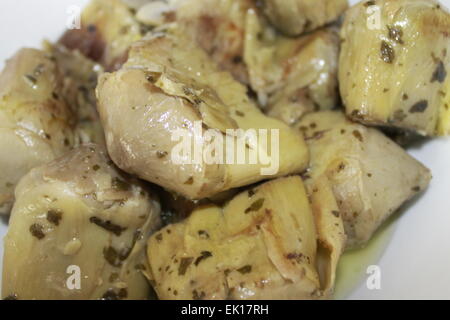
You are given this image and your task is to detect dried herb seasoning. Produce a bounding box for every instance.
[89,216,126,236]
[244,198,265,214]
[29,223,45,240]
[380,41,395,64]
[178,257,194,275]
[46,209,63,226]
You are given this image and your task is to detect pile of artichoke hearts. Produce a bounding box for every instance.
[1,0,447,300]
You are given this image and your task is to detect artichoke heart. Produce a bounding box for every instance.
[175,0,254,84]
[0,43,105,216]
[340,0,450,136]
[2,144,161,300]
[0,49,75,215]
[296,111,432,248]
[147,176,345,300]
[96,30,308,200]
[244,8,340,125]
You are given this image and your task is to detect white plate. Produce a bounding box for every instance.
[1,0,450,300]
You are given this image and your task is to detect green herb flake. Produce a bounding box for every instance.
[29,223,45,240]
[155,233,163,242]
[103,246,122,267]
[352,130,363,142]
[156,151,168,159]
[431,60,447,83]
[198,230,210,239]
[89,216,126,236]
[194,251,213,266]
[192,290,206,300]
[178,257,194,275]
[111,177,131,191]
[245,198,265,214]
[248,189,256,197]
[46,209,63,226]
[380,41,395,64]
[237,265,252,274]
[387,25,404,44]
[409,100,428,113]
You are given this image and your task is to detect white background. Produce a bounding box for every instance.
[0,0,450,300]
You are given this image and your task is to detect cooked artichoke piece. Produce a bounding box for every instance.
[148,176,344,300]
[59,0,143,71]
[244,9,340,124]
[0,48,76,215]
[259,0,348,36]
[174,1,340,108]
[0,43,106,215]
[96,31,308,200]
[340,0,450,136]
[175,0,254,84]
[296,111,431,248]
[2,144,161,300]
